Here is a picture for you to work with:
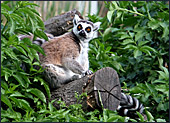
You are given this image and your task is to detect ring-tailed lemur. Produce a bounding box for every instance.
[18,14,144,118]
[37,14,100,89]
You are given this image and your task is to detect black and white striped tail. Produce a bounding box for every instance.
[18,32,54,46]
[117,92,144,118]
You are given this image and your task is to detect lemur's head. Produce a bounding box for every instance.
[73,14,101,43]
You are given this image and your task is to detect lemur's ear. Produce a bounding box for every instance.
[93,22,101,31]
[73,14,81,26]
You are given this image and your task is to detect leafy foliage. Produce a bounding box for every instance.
[1,1,50,122]
[88,1,169,121]
[1,1,169,122]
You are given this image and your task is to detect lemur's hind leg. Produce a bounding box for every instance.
[42,64,80,89]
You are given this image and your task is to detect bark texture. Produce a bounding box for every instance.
[50,67,121,111]
[44,9,83,36]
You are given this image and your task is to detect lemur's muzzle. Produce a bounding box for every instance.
[79,30,86,37]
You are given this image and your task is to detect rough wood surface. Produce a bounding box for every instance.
[92,67,121,110]
[50,67,121,111]
[50,75,89,109]
[44,9,83,36]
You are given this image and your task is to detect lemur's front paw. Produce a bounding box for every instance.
[85,70,93,75]
[81,70,93,77]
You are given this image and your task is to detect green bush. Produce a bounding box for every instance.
[88,1,169,121]
[1,1,50,122]
[1,1,169,122]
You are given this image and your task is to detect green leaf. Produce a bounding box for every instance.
[22,2,39,7]
[124,44,137,50]
[1,118,9,122]
[1,108,20,119]
[17,7,37,20]
[107,115,118,122]
[138,41,149,47]
[139,48,151,56]
[145,82,157,94]
[1,80,9,91]
[162,27,169,38]
[156,118,166,122]
[134,49,142,58]
[111,1,119,9]
[34,29,48,41]
[103,109,108,122]
[155,85,168,96]
[9,96,21,107]
[24,93,34,100]
[26,88,46,103]
[20,44,31,56]
[13,73,27,88]
[10,92,25,97]
[48,102,54,112]
[140,46,156,53]
[11,85,20,92]
[162,67,169,78]
[136,112,145,122]
[15,28,30,35]
[29,47,39,61]
[112,61,125,72]
[157,102,167,111]
[129,118,137,122]
[15,46,27,56]
[19,55,31,64]
[22,75,31,84]
[135,30,146,41]
[4,71,10,81]
[107,11,114,22]
[28,16,37,33]
[35,77,51,99]
[152,80,166,84]
[18,99,33,111]
[9,17,16,35]
[36,16,45,29]
[157,71,168,80]
[8,35,18,45]
[1,3,11,11]
[10,13,24,26]
[4,49,18,60]
[31,43,45,56]
[116,11,122,19]
[121,39,135,45]
[119,34,131,40]
[21,38,32,46]
[130,86,145,94]
[1,94,13,111]
[148,19,160,30]
[145,110,154,121]
[26,6,40,16]
[103,27,112,41]
[69,115,82,122]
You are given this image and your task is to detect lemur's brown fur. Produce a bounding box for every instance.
[39,31,80,66]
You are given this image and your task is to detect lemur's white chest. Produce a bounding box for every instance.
[76,42,89,70]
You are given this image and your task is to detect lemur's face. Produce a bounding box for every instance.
[73,15,101,43]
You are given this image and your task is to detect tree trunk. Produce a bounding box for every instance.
[50,67,121,111]
[44,9,83,36]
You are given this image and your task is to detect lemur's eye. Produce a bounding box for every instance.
[85,27,91,33]
[77,24,82,31]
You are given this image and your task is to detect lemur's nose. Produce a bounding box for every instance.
[79,30,86,37]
